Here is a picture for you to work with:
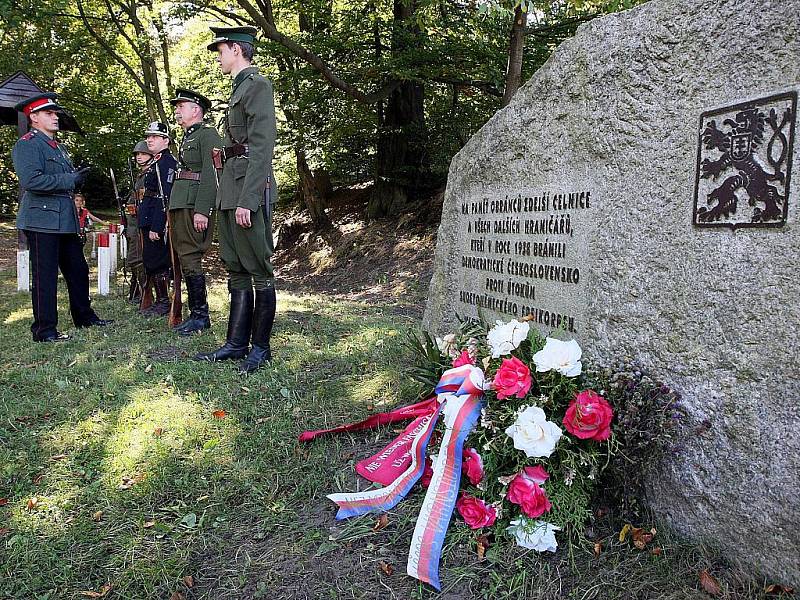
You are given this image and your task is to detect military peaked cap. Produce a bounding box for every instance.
[132,140,153,155]
[207,26,258,51]
[169,88,213,112]
[144,121,170,138]
[15,92,65,116]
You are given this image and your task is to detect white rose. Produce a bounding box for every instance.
[486,319,530,358]
[504,406,562,458]
[531,337,582,377]
[507,517,560,552]
[435,333,458,358]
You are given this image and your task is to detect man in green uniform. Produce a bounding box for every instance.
[124,140,153,304]
[169,88,222,335]
[196,26,278,374]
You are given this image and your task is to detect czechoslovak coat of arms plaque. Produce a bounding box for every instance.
[693,91,797,229]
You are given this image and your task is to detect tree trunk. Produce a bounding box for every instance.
[296,148,333,230]
[314,168,334,198]
[368,0,426,219]
[501,4,526,108]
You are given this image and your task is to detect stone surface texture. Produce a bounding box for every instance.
[423,0,800,586]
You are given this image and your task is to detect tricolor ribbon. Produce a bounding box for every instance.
[300,364,486,590]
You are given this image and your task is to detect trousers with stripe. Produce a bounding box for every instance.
[24,230,98,340]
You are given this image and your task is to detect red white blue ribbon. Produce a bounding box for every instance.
[303,364,486,590]
[327,405,441,518]
[406,391,483,589]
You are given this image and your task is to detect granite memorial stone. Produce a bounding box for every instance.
[424,0,799,586]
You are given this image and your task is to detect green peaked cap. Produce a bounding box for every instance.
[207,26,257,51]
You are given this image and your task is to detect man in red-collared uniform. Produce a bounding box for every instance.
[12,93,112,342]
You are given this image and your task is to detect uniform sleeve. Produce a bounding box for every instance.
[151,156,175,234]
[240,77,276,212]
[195,127,223,217]
[159,155,176,200]
[12,141,77,193]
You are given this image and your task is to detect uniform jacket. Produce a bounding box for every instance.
[12,129,81,234]
[218,66,277,212]
[138,150,176,234]
[170,122,222,217]
[125,168,148,234]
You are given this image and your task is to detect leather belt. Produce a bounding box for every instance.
[222,143,249,162]
[176,170,201,181]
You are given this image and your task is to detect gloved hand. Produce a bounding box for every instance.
[74,166,90,188]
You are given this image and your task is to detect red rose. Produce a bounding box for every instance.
[563,390,614,441]
[452,349,476,368]
[492,356,532,400]
[456,493,497,529]
[506,466,551,518]
[420,457,434,488]
[461,447,484,485]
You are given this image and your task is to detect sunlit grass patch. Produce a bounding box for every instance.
[3,306,30,325]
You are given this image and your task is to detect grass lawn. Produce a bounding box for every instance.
[0,265,783,599]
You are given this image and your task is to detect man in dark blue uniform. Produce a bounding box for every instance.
[12,93,111,342]
[138,122,176,316]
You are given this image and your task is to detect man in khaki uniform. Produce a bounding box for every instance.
[169,88,222,335]
[196,26,278,374]
[125,140,153,304]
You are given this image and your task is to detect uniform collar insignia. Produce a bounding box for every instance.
[46,139,58,148]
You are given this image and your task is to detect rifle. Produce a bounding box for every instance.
[154,154,183,327]
[109,168,127,229]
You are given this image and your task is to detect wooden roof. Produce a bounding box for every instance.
[0,70,84,134]
[0,71,42,126]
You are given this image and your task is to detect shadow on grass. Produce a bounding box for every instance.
[0,271,423,599]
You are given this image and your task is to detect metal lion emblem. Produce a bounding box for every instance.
[693,91,796,229]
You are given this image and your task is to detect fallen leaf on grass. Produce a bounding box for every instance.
[651,546,663,556]
[144,363,153,373]
[699,570,722,596]
[765,584,794,595]
[372,514,389,532]
[80,583,113,598]
[32,474,44,484]
[241,386,250,393]
[26,497,39,511]
[0,528,10,537]
[143,520,156,528]
[476,535,490,560]
[378,561,394,576]
[153,427,163,437]
[0,498,8,506]
[212,409,227,419]
[92,511,103,522]
[183,575,194,588]
[67,359,78,368]
[619,523,632,543]
[118,473,145,490]
[169,593,185,600]
[50,454,68,461]
[632,527,656,550]
[593,542,603,557]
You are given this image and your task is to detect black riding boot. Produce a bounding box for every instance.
[127,271,140,304]
[142,272,170,317]
[176,274,211,335]
[194,286,253,362]
[239,286,276,374]
[130,264,146,305]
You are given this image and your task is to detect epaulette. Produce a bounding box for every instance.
[21,131,35,141]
